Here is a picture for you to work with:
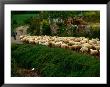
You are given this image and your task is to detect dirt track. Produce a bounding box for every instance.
[11,25,28,44]
[11,36,23,44]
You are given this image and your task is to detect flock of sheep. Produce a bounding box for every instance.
[20,35,100,57]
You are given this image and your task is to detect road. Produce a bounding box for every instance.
[11,34,23,44]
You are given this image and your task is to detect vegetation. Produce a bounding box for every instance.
[11,44,100,77]
[11,11,100,38]
[11,11,100,77]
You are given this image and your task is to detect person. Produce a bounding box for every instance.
[12,31,17,40]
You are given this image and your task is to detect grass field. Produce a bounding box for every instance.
[12,14,37,25]
[11,44,100,77]
[11,12,100,77]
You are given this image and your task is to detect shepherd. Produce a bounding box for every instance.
[12,31,17,40]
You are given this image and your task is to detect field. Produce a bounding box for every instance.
[11,11,100,77]
[11,44,100,77]
[12,14,37,25]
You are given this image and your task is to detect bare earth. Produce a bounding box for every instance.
[11,36,23,44]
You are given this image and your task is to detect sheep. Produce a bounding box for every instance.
[89,40,97,45]
[97,41,100,45]
[61,43,68,49]
[69,45,78,50]
[39,42,45,45]
[82,38,89,43]
[96,38,99,41]
[94,45,100,51]
[74,38,81,42]
[69,38,75,41]
[54,42,62,48]
[34,40,39,44]
[91,39,98,44]
[79,37,85,40]
[42,42,49,46]
[80,47,89,53]
[68,46,73,50]
[80,40,87,44]
[28,39,35,44]
[68,41,75,45]
[21,37,27,42]
[19,35,25,40]
[82,43,93,49]
[25,38,31,43]
[48,41,56,47]
[35,38,38,41]
[72,45,82,51]
[74,42,81,45]
[90,49,98,55]
[92,38,99,42]
[63,39,69,43]
[19,35,100,57]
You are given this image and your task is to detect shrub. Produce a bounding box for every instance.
[11,44,100,77]
[42,24,51,35]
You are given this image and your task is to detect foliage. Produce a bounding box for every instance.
[83,11,100,23]
[27,17,41,35]
[11,11,100,38]
[42,23,51,35]
[11,44,100,77]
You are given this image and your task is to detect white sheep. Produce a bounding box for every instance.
[69,41,75,45]
[80,40,87,44]
[97,41,100,45]
[89,40,97,45]
[20,36,100,57]
[83,38,89,43]
[28,39,35,44]
[34,40,39,44]
[19,35,25,39]
[90,49,98,55]
[21,37,27,42]
[74,42,81,45]
[82,43,93,49]
[55,42,62,47]
[94,45,100,51]
[80,47,89,53]
[72,45,81,51]
[42,42,49,46]
[54,43,61,47]
[61,43,68,49]
[74,38,81,42]
[68,46,73,50]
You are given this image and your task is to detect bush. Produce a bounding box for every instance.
[11,44,100,77]
[42,24,51,35]
[90,26,100,39]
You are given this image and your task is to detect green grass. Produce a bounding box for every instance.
[12,14,37,25]
[11,44,100,77]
